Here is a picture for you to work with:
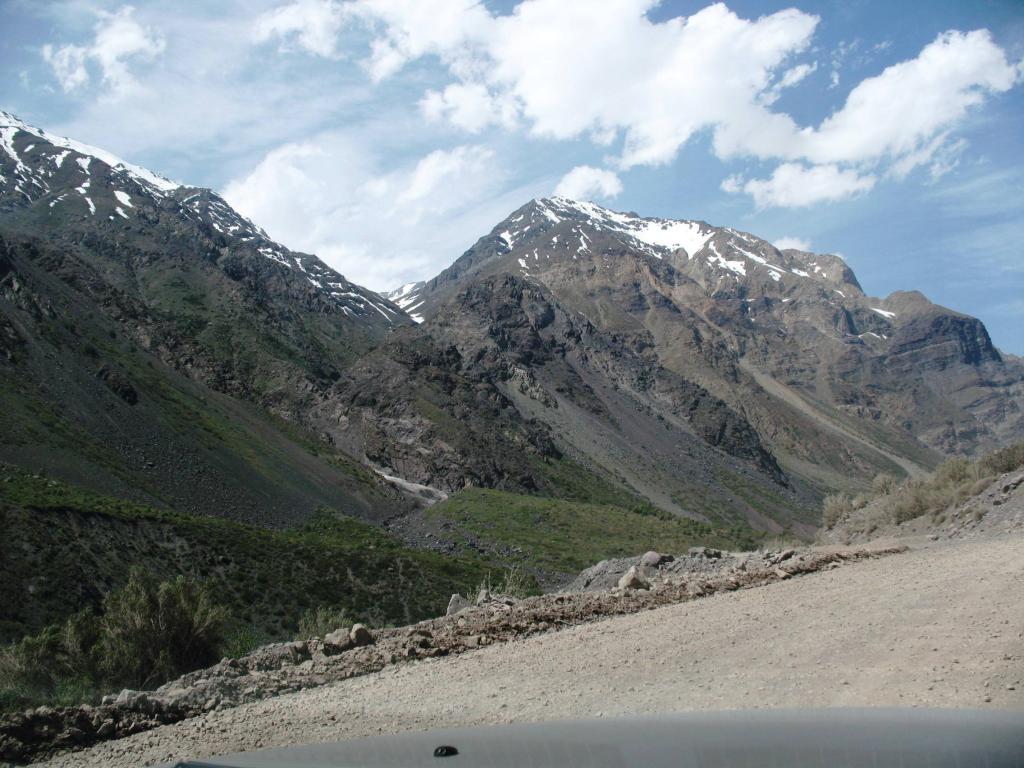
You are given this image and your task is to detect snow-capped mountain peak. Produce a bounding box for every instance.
[478,197,859,297]
[1,110,180,197]
[0,108,406,329]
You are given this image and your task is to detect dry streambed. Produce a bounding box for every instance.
[0,545,905,765]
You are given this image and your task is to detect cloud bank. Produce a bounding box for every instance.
[253,1,1021,207]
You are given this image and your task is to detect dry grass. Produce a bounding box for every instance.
[296,607,350,640]
[471,566,536,601]
[820,442,1024,535]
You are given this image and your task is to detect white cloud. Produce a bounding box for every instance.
[253,0,348,58]
[222,137,539,289]
[265,0,818,169]
[420,83,517,132]
[801,30,1020,166]
[279,2,1020,208]
[41,6,165,96]
[397,145,495,203]
[727,163,876,208]
[762,61,818,104]
[773,236,812,251]
[554,165,623,200]
[41,43,89,92]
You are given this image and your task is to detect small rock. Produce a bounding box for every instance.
[617,565,650,591]
[689,547,722,559]
[446,594,472,616]
[349,624,374,646]
[476,588,491,605]
[774,568,791,579]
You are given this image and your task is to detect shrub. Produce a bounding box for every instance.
[821,494,853,528]
[296,606,350,640]
[0,572,227,712]
[934,458,974,486]
[889,481,931,524]
[871,473,899,495]
[471,566,539,601]
[980,442,1024,476]
[851,494,871,510]
[0,614,101,711]
[496,565,535,599]
[221,626,268,659]
[98,570,226,689]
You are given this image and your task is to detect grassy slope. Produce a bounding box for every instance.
[426,487,762,581]
[0,469,487,644]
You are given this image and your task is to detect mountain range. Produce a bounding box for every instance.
[2,108,1022,633]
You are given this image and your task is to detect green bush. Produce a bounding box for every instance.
[98,570,226,689]
[221,626,268,659]
[296,606,350,640]
[0,572,225,711]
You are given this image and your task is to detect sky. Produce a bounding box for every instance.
[1,0,1022,353]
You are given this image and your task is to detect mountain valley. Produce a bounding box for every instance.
[2,108,1022,652]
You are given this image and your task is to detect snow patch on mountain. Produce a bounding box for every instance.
[384,281,426,323]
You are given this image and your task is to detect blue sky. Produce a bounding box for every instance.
[1,0,1022,353]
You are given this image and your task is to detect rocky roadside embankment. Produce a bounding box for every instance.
[0,544,905,765]
[820,469,1024,545]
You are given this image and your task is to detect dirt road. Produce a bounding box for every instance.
[41,535,1024,767]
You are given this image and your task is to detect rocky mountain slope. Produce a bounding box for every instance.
[1,109,415,525]
[0,111,769,650]
[394,197,1024,501]
[3,107,1023,636]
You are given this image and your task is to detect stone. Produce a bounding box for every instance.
[476,588,491,605]
[447,594,472,615]
[349,623,374,646]
[323,628,353,654]
[617,565,650,591]
[640,551,672,568]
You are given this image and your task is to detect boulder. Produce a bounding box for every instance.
[640,551,673,568]
[617,565,650,591]
[323,627,354,654]
[349,623,374,646]
[447,594,472,615]
[476,588,491,605]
